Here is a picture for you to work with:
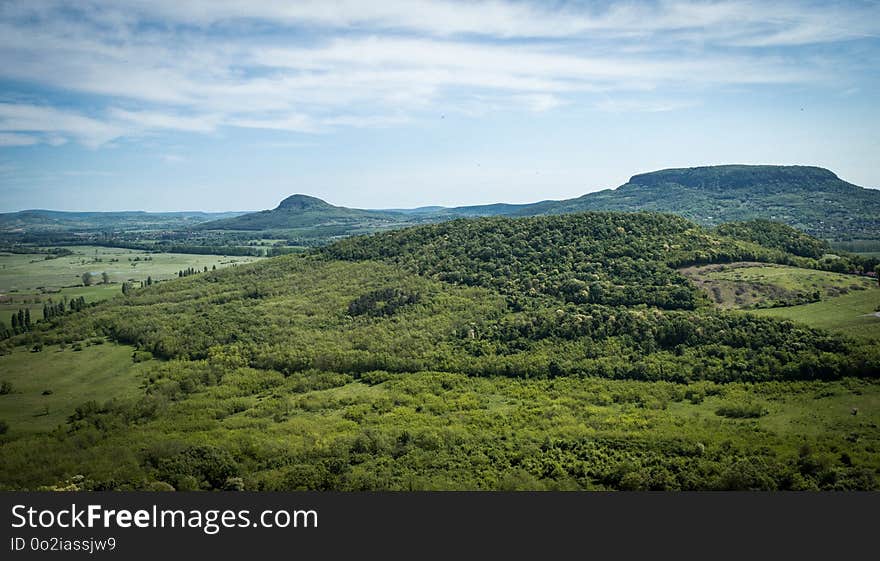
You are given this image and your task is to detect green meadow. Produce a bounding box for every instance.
[752,288,880,341]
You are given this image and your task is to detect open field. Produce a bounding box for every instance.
[0,246,263,292]
[0,341,146,434]
[0,246,263,328]
[681,262,874,309]
[751,288,880,341]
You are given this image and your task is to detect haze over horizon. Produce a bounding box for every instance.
[1,1,879,212]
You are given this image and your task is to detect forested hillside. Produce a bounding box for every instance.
[0,211,877,491]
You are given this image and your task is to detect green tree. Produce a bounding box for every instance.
[82,272,94,286]
[101,271,110,284]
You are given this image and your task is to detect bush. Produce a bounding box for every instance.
[145,481,176,492]
[348,288,420,317]
[0,381,13,395]
[0,420,8,435]
[715,401,768,419]
[132,350,154,363]
[156,445,239,490]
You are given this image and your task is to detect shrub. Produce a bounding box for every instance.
[132,350,154,363]
[348,287,420,317]
[0,381,13,395]
[0,420,8,435]
[156,445,239,490]
[716,401,768,419]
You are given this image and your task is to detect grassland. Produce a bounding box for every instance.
[0,341,146,434]
[751,288,880,341]
[0,246,262,327]
[681,262,874,309]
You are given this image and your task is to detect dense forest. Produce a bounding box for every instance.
[0,211,877,491]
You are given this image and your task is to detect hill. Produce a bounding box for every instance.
[457,165,880,242]
[198,194,404,232]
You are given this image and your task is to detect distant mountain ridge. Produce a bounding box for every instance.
[0,209,245,233]
[200,164,880,241]
[536,165,879,240]
[4,165,878,242]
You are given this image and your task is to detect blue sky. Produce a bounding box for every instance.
[1,0,878,212]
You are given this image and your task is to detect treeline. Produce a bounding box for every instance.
[0,297,88,339]
[99,241,264,257]
[4,308,32,337]
[178,266,212,278]
[43,297,87,321]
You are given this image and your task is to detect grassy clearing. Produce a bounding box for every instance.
[0,341,146,434]
[681,262,874,309]
[751,288,880,341]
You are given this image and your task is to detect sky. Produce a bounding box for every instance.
[0,0,878,212]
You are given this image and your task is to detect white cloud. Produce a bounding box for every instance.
[44,1,880,44]
[108,109,220,133]
[0,132,41,146]
[594,99,696,113]
[0,0,876,148]
[0,103,127,147]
